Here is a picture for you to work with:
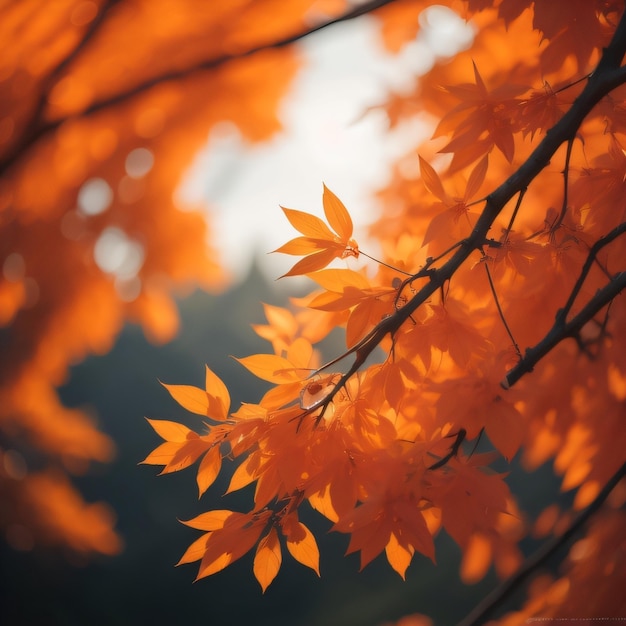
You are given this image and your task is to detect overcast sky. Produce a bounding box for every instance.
[176,6,474,283]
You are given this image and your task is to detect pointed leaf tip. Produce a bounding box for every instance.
[322,184,353,240]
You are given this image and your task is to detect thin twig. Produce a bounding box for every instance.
[557,221,626,323]
[552,137,575,232]
[503,270,626,388]
[456,461,626,626]
[480,248,522,358]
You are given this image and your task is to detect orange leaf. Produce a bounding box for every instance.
[226,458,257,493]
[196,551,232,579]
[280,207,336,240]
[145,418,192,442]
[140,441,182,466]
[280,247,339,278]
[464,154,489,201]
[385,532,414,580]
[176,532,210,566]
[307,268,370,292]
[161,438,208,474]
[485,398,524,461]
[181,509,232,531]
[161,382,209,415]
[196,445,222,497]
[323,184,353,241]
[236,353,306,383]
[419,155,447,203]
[460,532,492,583]
[253,527,282,592]
[205,365,230,421]
[285,522,320,576]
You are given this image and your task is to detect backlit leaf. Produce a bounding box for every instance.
[181,510,232,531]
[285,522,320,576]
[236,354,306,383]
[253,527,282,592]
[196,445,222,497]
[145,418,192,442]
[323,184,353,241]
[161,382,209,416]
[205,365,230,421]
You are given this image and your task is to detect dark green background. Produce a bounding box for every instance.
[0,264,565,626]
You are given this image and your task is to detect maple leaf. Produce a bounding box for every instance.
[420,155,487,251]
[274,185,359,277]
[159,365,230,421]
[435,63,528,171]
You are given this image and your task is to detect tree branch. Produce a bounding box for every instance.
[310,9,626,406]
[456,461,626,626]
[0,0,399,176]
[503,222,626,388]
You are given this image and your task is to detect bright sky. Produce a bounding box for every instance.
[177,5,475,283]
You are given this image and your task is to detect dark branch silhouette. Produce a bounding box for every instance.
[456,461,626,626]
[0,0,399,176]
[305,8,626,416]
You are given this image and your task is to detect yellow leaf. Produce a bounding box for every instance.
[145,418,192,442]
[323,184,353,241]
[253,527,282,592]
[196,445,222,497]
[161,382,209,415]
[286,522,320,576]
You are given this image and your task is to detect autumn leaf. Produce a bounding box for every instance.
[196,445,222,497]
[161,382,209,416]
[274,185,359,276]
[284,521,321,576]
[253,527,282,592]
[235,353,307,384]
[435,62,528,171]
[144,418,192,442]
